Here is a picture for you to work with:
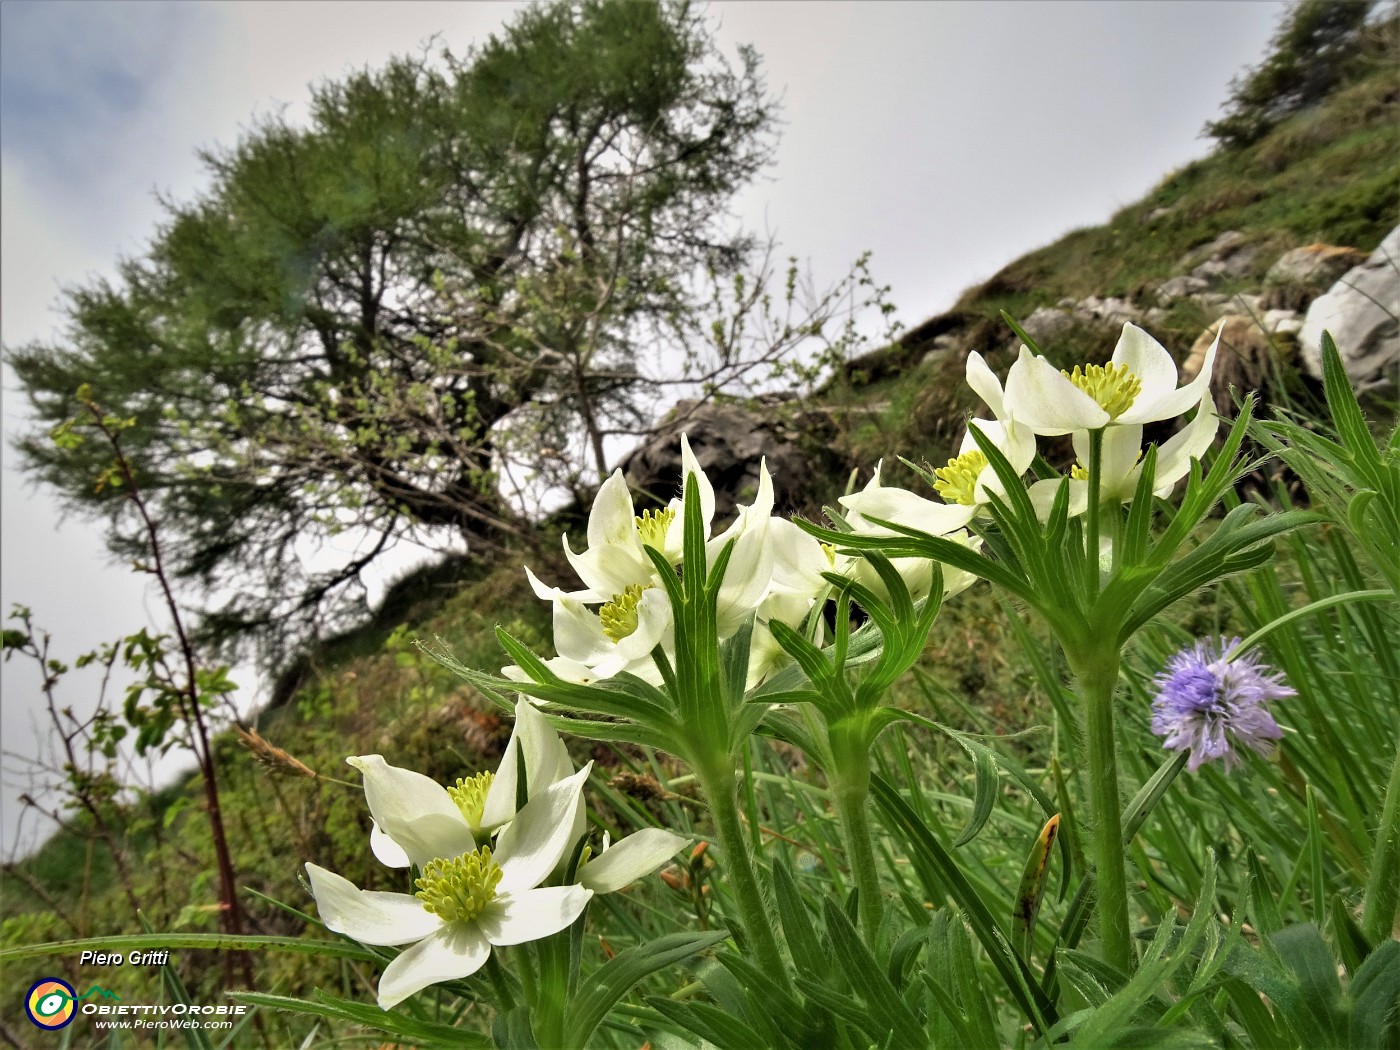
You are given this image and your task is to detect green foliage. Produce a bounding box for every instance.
[1205,0,1385,148]
[7,0,779,660]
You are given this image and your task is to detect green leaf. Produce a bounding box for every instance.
[1320,330,1386,478]
[645,997,768,1050]
[1068,852,1218,1048]
[231,991,492,1048]
[773,858,826,979]
[878,709,1002,847]
[139,913,213,1050]
[821,899,926,1047]
[1271,924,1345,1047]
[870,774,1055,1034]
[1349,940,1400,1049]
[563,931,728,1050]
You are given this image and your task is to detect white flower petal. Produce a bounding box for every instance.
[306,864,442,947]
[1004,346,1110,435]
[716,517,775,636]
[505,654,603,686]
[563,535,651,602]
[963,417,1037,500]
[551,595,612,665]
[377,923,491,1010]
[1135,325,1219,424]
[524,565,595,604]
[679,434,717,534]
[1147,395,1219,494]
[578,828,689,894]
[840,484,975,536]
[347,756,475,870]
[369,822,411,869]
[1111,324,1179,408]
[965,351,1005,419]
[495,764,593,892]
[1098,424,1148,498]
[1029,476,1088,520]
[613,587,672,661]
[477,885,593,947]
[587,470,641,551]
[767,517,829,597]
[481,699,573,831]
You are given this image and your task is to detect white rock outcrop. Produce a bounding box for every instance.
[1298,224,1400,391]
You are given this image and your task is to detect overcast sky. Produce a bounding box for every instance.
[0,0,1287,857]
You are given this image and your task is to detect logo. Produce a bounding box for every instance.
[25,978,77,1030]
[24,980,120,1030]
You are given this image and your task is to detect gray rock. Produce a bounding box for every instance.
[1072,296,1140,327]
[1179,230,1262,284]
[1191,247,1262,283]
[1156,275,1210,305]
[1263,309,1301,334]
[1193,292,1264,323]
[1177,231,1247,270]
[1299,224,1400,391]
[621,400,812,521]
[1018,306,1075,345]
[1266,244,1366,288]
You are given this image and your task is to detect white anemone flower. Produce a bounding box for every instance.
[512,444,778,686]
[1029,393,1220,518]
[708,461,776,638]
[1001,323,1220,437]
[366,701,574,868]
[505,580,674,686]
[307,765,595,1009]
[556,435,717,603]
[839,417,1034,538]
[832,465,982,603]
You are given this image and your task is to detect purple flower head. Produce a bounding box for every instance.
[1150,637,1292,772]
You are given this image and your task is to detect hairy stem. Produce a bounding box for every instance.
[692,752,790,988]
[1077,650,1133,973]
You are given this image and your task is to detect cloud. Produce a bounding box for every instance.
[0,2,200,186]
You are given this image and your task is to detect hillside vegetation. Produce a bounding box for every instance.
[2,6,1397,1045]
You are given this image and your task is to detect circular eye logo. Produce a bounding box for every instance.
[25,978,77,1030]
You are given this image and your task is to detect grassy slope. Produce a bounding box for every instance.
[2,28,1396,1036]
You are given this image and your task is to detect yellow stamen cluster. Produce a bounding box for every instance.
[1070,448,1141,481]
[934,450,989,506]
[1061,362,1142,419]
[448,771,494,829]
[634,508,675,549]
[415,847,503,923]
[600,584,646,643]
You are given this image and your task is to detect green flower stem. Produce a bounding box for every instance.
[829,720,883,938]
[1085,427,1105,596]
[1075,648,1133,973]
[835,782,883,938]
[1362,733,1400,943]
[691,750,790,989]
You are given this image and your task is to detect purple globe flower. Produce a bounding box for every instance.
[1150,637,1292,771]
